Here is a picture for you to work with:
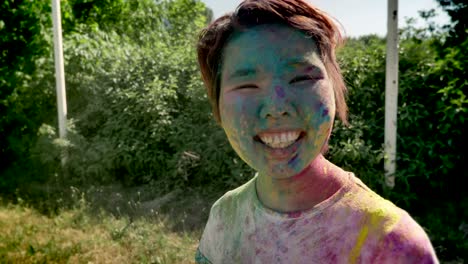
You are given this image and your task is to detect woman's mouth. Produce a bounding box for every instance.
[255,130,304,149]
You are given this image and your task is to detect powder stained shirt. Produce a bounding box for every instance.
[196,173,439,264]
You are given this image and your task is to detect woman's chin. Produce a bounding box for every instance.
[259,164,304,180]
[256,153,323,181]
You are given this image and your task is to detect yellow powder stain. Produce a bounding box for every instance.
[343,183,403,263]
[349,225,369,264]
[348,210,383,264]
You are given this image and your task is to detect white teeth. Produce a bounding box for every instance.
[259,131,301,149]
[281,134,287,142]
[273,136,279,144]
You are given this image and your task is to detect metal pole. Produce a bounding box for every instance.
[384,0,399,188]
[52,0,68,167]
[52,0,67,139]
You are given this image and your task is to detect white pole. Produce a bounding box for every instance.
[384,0,399,188]
[52,0,67,140]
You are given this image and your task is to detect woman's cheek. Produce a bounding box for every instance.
[220,95,255,161]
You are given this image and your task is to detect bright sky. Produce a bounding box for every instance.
[200,0,450,37]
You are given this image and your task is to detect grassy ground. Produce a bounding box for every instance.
[0,203,199,263]
[1,183,466,263]
[0,183,222,264]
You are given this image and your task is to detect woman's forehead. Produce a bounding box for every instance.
[221,24,322,75]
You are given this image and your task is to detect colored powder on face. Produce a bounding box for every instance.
[315,102,329,118]
[275,85,285,98]
[219,24,335,179]
[322,108,329,118]
[287,154,300,166]
[305,65,317,73]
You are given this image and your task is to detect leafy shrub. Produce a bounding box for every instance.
[330,25,467,260]
[329,35,387,193]
[33,0,255,192]
[0,0,57,195]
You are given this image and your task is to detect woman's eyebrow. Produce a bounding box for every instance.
[226,68,257,81]
[288,60,320,72]
[284,58,320,71]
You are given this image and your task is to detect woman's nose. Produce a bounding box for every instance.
[259,85,297,119]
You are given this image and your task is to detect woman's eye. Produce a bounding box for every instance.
[290,75,317,84]
[235,84,258,90]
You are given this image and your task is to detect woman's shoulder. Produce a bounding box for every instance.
[210,176,257,215]
[342,175,439,263]
[367,211,439,263]
[197,176,258,263]
[344,175,403,216]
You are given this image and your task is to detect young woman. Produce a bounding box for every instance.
[195,0,438,263]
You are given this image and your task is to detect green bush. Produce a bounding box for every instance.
[32,0,255,192]
[329,25,467,260]
[329,35,387,193]
[0,0,56,195]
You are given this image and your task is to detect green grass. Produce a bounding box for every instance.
[0,201,200,263]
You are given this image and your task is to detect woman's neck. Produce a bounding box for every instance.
[255,155,348,213]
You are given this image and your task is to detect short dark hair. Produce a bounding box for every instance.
[197,0,348,124]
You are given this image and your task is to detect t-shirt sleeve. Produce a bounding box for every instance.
[371,212,439,264]
[196,197,225,264]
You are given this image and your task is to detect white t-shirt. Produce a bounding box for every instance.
[196,173,438,263]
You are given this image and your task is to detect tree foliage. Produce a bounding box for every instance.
[331,17,467,260]
[436,0,467,45]
[0,0,53,174]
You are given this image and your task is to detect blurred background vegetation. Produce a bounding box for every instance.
[0,0,466,262]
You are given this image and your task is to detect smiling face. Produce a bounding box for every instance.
[219,24,335,179]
